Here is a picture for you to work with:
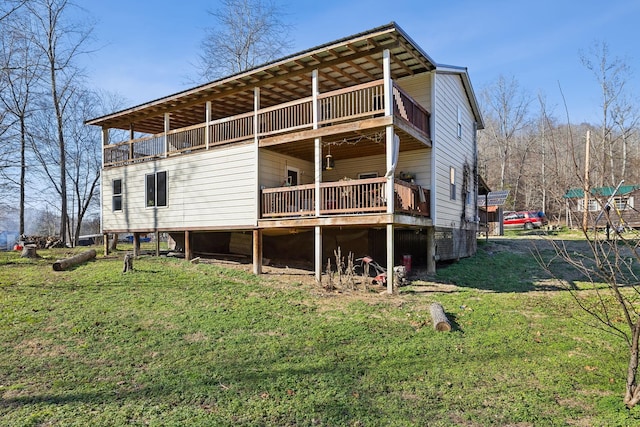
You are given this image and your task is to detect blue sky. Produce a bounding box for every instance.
[80,0,639,124]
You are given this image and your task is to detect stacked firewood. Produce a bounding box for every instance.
[19,235,65,249]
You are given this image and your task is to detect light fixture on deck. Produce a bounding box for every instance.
[324,145,334,170]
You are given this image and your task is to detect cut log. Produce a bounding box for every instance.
[122,253,134,273]
[430,302,452,332]
[52,249,96,271]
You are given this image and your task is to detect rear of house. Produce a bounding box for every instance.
[86,22,484,290]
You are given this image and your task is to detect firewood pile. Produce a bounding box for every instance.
[20,235,65,249]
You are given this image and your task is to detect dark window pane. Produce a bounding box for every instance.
[146,174,155,207]
[113,179,122,195]
[113,195,122,211]
[157,171,167,206]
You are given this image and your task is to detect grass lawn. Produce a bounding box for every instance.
[1,237,640,426]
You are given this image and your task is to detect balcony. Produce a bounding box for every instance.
[103,80,430,168]
[261,177,430,219]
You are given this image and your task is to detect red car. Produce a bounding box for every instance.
[503,211,548,230]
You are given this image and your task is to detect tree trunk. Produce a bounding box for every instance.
[110,234,118,251]
[625,323,640,408]
[52,249,96,271]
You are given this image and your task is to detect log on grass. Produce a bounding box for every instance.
[430,302,452,332]
[53,249,96,271]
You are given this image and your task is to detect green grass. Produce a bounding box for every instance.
[1,242,639,426]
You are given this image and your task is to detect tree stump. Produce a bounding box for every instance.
[430,302,452,332]
[20,245,39,258]
[122,253,134,273]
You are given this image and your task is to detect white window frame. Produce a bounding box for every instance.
[450,166,456,200]
[145,171,168,208]
[112,179,122,212]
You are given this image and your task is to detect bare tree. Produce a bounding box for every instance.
[65,88,101,245]
[580,41,633,187]
[195,0,294,81]
[540,202,640,408]
[479,75,532,193]
[26,0,93,245]
[0,10,44,235]
[0,0,27,22]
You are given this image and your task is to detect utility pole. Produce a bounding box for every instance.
[582,130,591,233]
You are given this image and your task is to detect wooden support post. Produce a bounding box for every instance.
[133,232,140,257]
[155,230,160,256]
[252,229,262,274]
[386,223,394,294]
[315,226,322,282]
[426,226,436,274]
[103,233,109,256]
[185,230,192,260]
[430,302,452,331]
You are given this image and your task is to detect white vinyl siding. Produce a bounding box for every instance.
[259,151,314,188]
[433,72,476,229]
[321,150,431,189]
[396,74,432,114]
[102,143,257,231]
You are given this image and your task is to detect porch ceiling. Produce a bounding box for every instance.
[86,22,436,135]
[262,126,428,163]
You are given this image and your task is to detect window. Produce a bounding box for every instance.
[577,199,600,212]
[146,171,167,207]
[457,106,462,139]
[450,167,456,200]
[613,196,630,210]
[112,179,122,211]
[358,172,378,179]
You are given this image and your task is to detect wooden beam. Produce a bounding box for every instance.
[103,233,109,256]
[259,116,392,147]
[133,232,140,257]
[252,229,262,274]
[426,226,436,274]
[185,230,192,260]
[386,223,394,294]
[315,226,322,282]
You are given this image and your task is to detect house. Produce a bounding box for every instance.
[86,22,484,291]
[564,185,640,229]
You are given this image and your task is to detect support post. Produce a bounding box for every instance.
[133,232,140,257]
[315,226,322,282]
[155,230,160,256]
[205,101,211,150]
[184,230,192,260]
[103,233,109,256]
[386,223,394,293]
[164,113,170,156]
[426,226,436,274]
[253,229,262,274]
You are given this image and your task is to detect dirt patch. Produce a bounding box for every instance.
[194,235,614,295]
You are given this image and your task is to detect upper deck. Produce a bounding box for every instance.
[102,79,430,168]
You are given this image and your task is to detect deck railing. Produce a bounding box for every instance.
[261,178,430,218]
[103,80,430,167]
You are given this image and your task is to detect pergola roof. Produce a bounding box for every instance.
[86,22,440,135]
